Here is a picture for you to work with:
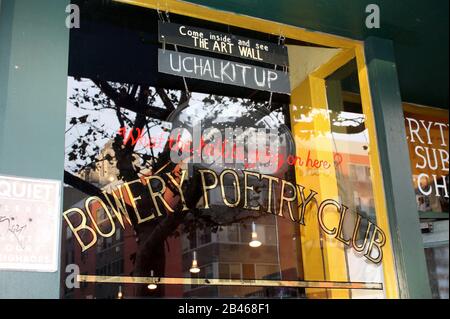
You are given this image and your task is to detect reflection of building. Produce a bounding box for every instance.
[61,133,303,298]
[77,139,152,188]
[413,174,449,212]
[332,134,385,299]
[77,140,119,188]
[60,188,138,299]
[334,137,376,220]
[62,138,186,299]
[180,215,302,298]
[60,111,381,299]
[61,141,138,299]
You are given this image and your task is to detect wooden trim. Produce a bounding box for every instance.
[114,0,361,49]
[419,212,449,220]
[403,102,449,118]
[310,48,356,79]
[355,44,400,299]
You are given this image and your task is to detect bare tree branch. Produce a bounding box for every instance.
[92,80,172,121]
[155,88,175,112]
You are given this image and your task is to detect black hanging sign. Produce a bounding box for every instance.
[158,21,289,66]
[158,49,291,94]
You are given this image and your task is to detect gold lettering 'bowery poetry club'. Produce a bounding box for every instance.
[64,168,386,264]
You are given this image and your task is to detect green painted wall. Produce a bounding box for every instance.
[0,0,69,298]
[365,37,432,299]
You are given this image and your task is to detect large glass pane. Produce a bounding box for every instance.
[60,1,394,299]
[289,57,388,298]
[425,244,449,299]
[403,104,449,213]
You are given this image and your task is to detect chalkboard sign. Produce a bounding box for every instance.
[158,49,290,94]
[159,21,289,66]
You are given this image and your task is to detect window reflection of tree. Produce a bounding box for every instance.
[64,78,293,297]
[64,73,378,298]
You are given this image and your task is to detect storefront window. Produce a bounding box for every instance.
[425,243,449,299]
[403,103,449,299]
[60,1,396,299]
[403,104,449,213]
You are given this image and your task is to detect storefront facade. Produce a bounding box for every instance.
[0,0,448,299]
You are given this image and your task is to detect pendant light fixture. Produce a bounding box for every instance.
[189,251,200,274]
[147,270,158,290]
[249,222,262,248]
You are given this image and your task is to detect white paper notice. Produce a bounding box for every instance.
[0,175,61,272]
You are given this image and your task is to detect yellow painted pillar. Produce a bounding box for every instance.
[290,75,350,299]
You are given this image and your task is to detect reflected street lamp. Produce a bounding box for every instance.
[189,251,200,274]
[147,270,158,290]
[249,222,262,248]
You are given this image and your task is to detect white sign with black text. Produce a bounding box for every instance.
[0,175,61,272]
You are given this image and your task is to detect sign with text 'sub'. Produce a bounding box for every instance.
[159,21,289,66]
[0,175,61,272]
[158,49,291,94]
[404,105,449,213]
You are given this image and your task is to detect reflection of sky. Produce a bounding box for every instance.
[291,107,370,156]
[65,78,119,173]
[65,77,287,174]
[332,112,370,156]
[65,77,169,173]
[293,107,367,142]
[332,110,367,143]
[65,77,367,174]
[332,133,369,155]
[333,130,369,146]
